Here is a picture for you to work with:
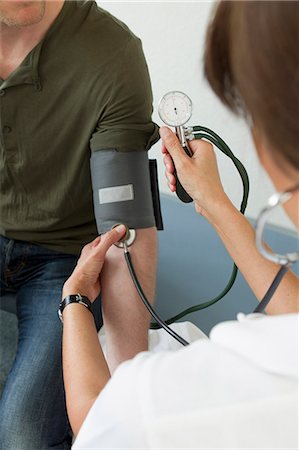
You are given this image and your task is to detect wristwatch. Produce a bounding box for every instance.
[58,293,92,322]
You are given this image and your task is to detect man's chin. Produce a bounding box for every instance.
[0,1,46,27]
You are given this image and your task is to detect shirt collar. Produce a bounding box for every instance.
[0,41,43,90]
[0,0,71,91]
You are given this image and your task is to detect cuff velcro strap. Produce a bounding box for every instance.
[58,294,93,322]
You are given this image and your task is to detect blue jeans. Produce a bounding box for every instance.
[0,236,102,449]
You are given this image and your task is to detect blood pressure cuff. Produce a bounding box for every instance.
[90,149,163,234]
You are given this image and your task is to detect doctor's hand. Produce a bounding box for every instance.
[160,126,229,222]
[62,225,126,302]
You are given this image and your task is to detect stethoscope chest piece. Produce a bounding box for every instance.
[112,224,136,249]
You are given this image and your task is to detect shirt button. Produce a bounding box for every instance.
[0,90,5,96]
[3,126,11,133]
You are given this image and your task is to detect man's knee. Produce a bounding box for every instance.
[0,392,71,450]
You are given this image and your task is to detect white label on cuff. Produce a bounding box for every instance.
[99,184,134,204]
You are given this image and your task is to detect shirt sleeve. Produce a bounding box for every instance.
[90,36,160,153]
[72,353,151,450]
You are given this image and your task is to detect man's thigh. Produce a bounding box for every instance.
[0,247,77,450]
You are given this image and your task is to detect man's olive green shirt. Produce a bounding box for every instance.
[0,0,159,255]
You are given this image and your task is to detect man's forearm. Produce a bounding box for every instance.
[101,227,157,372]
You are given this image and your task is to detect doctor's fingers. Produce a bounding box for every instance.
[165,169,176,192]
[189,139,215,159]
[162,139,213,174]
[160,127,191,170]
[94,225,127,256]
[161,143,168,154]
[163,153,174,174]
[78,226,126,265]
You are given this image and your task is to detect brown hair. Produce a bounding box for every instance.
[204,1,299,171]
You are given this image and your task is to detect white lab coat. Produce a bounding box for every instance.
[73,313,298,449]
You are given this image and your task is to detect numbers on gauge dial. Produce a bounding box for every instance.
[158,91,192,127]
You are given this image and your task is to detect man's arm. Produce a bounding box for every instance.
[88,35,159,372]
[100,227,157,372]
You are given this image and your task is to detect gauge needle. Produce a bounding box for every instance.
[172,97,178,116]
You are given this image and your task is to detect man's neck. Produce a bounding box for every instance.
[0,1,64,79]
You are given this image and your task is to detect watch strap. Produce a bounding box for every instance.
[58,293,93,322]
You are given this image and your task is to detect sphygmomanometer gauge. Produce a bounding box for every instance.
[158,91,192,127]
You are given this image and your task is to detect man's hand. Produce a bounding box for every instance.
[63,224,126,301]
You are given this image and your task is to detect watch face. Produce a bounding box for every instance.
[158,91,192,127]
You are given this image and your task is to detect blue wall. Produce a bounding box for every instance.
[155,195,298,335]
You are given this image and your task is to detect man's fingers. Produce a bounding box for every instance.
[160,127,189,168]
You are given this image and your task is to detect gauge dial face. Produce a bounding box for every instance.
[158,91,192,127]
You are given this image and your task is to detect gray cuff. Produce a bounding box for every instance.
[90,149,156,234]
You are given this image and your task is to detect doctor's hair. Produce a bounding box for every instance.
[204,1,299,171]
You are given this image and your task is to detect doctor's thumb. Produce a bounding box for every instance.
[99,224,127,253]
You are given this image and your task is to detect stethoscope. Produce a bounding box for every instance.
[117,91,299,346]
[254,184,299,313]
